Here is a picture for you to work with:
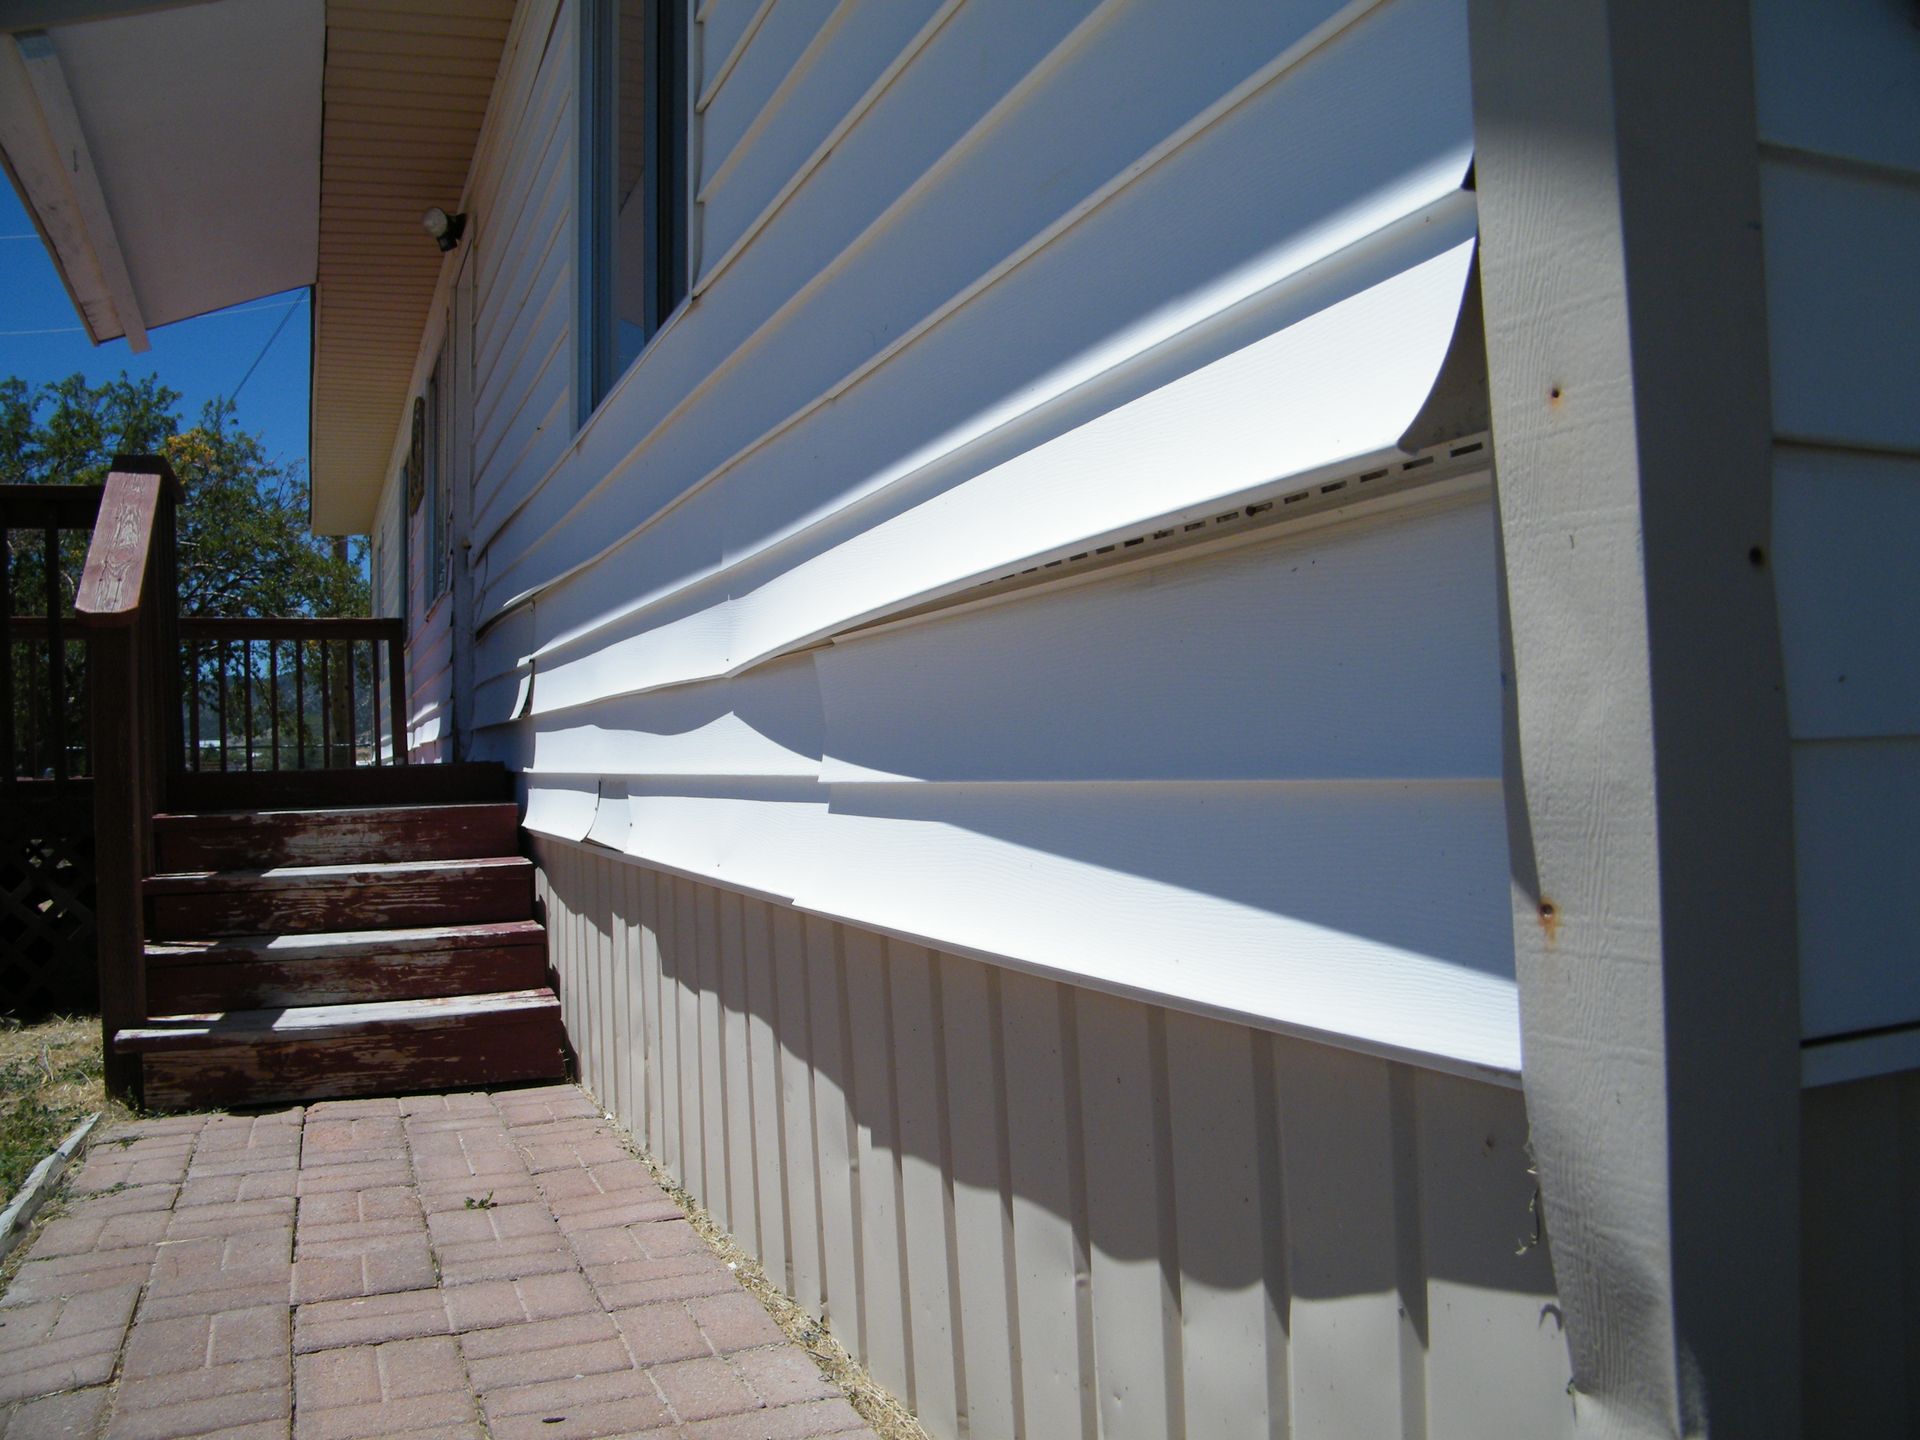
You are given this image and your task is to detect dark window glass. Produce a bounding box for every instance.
[586,0,687,406]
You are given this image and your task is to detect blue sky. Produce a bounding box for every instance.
[0,181,312,473]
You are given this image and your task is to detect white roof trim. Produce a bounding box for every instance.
[0,28,147,349]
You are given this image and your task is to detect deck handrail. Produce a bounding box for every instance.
[178,615,408,772]
[75,457,182,1100]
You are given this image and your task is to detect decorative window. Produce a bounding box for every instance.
[580,0,689,413]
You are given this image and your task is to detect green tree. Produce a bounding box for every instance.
[0,373,367,617]
[3,373,371,775]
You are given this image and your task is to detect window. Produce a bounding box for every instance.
[581,0,689,412]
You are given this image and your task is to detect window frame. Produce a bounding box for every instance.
[578,0,690,419]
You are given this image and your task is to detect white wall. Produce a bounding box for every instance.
[1751,0,1920,1076]
[536,838,1575,1440]
[444,0,1515,1076]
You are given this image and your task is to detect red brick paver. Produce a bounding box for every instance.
[0,1087,876,1439]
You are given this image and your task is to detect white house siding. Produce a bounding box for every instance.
[466,0,1520,1072]
[534,838,1575,1440]
[1751,3,1920,1419]
[1751,0,1920,1071]
[383,0,1576,1428]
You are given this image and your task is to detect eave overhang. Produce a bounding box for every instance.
[0,0,323,351]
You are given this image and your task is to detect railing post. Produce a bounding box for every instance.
[77,458,180,1105]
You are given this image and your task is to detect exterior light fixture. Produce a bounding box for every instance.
[422,207,467,252]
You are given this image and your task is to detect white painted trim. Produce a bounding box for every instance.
[2,30,147,348]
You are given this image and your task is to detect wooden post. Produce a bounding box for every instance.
[76,461,179,1105]
[1469,3,1801,1434]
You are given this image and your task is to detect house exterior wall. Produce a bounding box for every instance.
[366,0,1578,1429]
[1752,3,1920,1424]
[442,0,1519,1080]
[1749,0,1920,1080]
[533,836,1574,1440]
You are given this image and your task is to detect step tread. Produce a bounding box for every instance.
[146,920,545,966]
[116,987,560,1052]
[153,802,519,828]
[146,855,531,893]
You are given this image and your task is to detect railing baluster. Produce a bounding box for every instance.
[319,637,331,769]
[44,525,66,785]
[241,638,255,772]
[215,638,228,771]
[186,639,199,769]
[344,639,356,766]
[268,639,280,771]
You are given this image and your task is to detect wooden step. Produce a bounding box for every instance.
[166,761,512,815]
[146,920,549,1011]
[153,803,522,871]
[117,989,566,1109]
[145,856,534,938]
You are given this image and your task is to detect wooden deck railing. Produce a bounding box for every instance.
[2,483,108,1016]
[179,616,407,771]
[75,459,181,1097]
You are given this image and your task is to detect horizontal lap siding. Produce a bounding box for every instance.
[534,840,1574,1439]
[519,496,1520,1073]
[1753,2,1920,1416]
[470,0,574,553]
[475,0,1473,627]
[1750,0,1920,1046]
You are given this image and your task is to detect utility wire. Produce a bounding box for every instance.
[228,293,305,402]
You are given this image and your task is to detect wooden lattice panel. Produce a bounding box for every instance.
[0,785,97,1016]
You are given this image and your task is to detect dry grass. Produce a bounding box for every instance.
[0,1016,122,1195]
[623,1140,930,1440]
[0,1015,128,1289]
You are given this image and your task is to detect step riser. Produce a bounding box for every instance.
[139,1011,566,1109]
[156,807,520,872]
[150,870,535,939]
[148,942,549,1012]
[168,763,512,813]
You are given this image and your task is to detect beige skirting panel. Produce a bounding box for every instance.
[532,837,1573,1439]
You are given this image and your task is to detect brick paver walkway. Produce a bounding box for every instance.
[0,1086,876,1439]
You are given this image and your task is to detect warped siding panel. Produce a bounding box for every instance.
[696,0,951,267]
[477,0,1470,621]
[812,491,1501,784]
[535,843,1573,1440]
[519,496,1519,1077]
[524,231,1476,711]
